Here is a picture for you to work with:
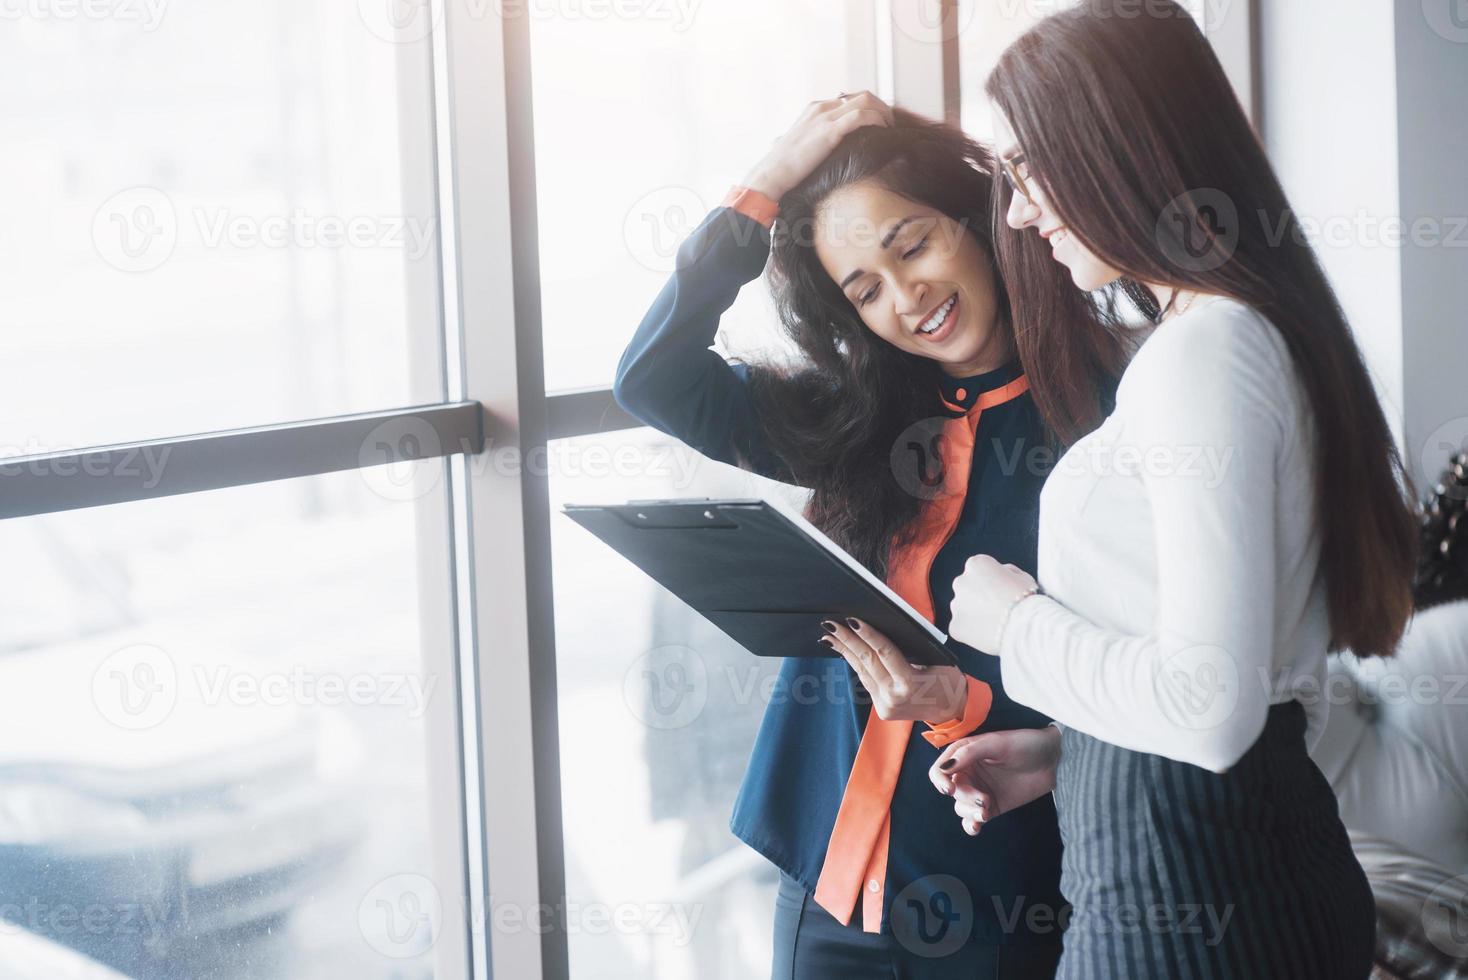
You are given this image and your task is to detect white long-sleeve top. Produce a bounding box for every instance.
[998,296,1331,773]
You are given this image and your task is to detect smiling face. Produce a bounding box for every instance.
[991,104,1123,293]
[811,180,1010,378]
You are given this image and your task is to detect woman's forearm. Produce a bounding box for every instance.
[613,200,785,477]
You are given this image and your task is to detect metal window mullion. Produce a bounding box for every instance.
[0,401,484,520]
[438,1,568,979]
[1207,0,1259,128]
[545,388,640,442]
[396,9,479,979]
[887,0,948,118]
[940,0,961,124]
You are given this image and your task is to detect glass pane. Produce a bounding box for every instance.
[0,469,458,979]
[550,429,811,979]
[530,0,880,393]
[957,0,1218,140]
[0,6,441,452]
[955,1,1049,142]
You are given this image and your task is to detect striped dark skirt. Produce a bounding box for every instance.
[1051,701,1375,979]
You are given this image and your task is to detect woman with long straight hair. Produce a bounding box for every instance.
[616,95,1127,977]
[937,3,1417,977]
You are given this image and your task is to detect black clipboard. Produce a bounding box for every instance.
[562,497,958,668]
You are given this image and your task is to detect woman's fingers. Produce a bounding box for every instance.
[953,796,988,820]
[829,90,893,122]
[929,736,978,793]
[936,731,1009,775]
[826,619,893,690]
[809,91,888,129]
[808,93,854,115]
[829,617,967,722]
[953,787,994,826]
[827,635,880,699]
[857,90,898,121]
[831,108,890,141]
[954,789,990,836]
[846,619,916,695]
[952,781,994,817]
[934,766,977,799]
[825,625,902,721]
[935,748,1000,835]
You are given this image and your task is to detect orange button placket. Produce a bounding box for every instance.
[812,375,1030,932]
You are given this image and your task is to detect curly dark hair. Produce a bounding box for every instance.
[742,107,1123,578]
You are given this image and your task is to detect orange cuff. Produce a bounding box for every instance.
[921,676,993,748]
[722,185,780,229]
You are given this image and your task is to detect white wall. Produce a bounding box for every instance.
[1258,0,1404,444]
[1260,0,1468,490]
[1394,1,1468,491]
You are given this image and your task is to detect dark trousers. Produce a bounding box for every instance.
[770,873,1061,980]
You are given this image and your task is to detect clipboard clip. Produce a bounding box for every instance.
[615,501,740,530]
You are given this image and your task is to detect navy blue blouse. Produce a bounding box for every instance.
[614,205,1070,947]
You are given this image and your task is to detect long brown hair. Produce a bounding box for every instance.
[987,0,1417,657]
[746,108,1122,577]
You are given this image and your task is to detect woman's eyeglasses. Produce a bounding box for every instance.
[1001,152,1035,204]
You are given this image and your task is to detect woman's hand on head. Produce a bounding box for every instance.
[928,726,1061,836]
[820,617,967,723]
[742,92,893,204]
[948,555,1039,655]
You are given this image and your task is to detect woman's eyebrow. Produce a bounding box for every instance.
[879,215,921,249]
[838,215,925,290]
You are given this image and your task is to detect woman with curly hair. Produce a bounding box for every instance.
[616,93,1126,977]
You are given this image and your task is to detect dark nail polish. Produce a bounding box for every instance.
[939,758,956,771]
[818,637,834,649]
[821,620,838,634]
[845,618,861,631]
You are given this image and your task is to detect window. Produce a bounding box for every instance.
[0,471,456,979]
[530,0,880,392]
[1,6,468,979]
[955,0,1255,140]
[0,5,441,452]
[954,1,1049,141]
[530,5,882,975]
[548,429,809,978]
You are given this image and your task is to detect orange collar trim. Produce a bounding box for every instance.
[938,373,1030,415]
